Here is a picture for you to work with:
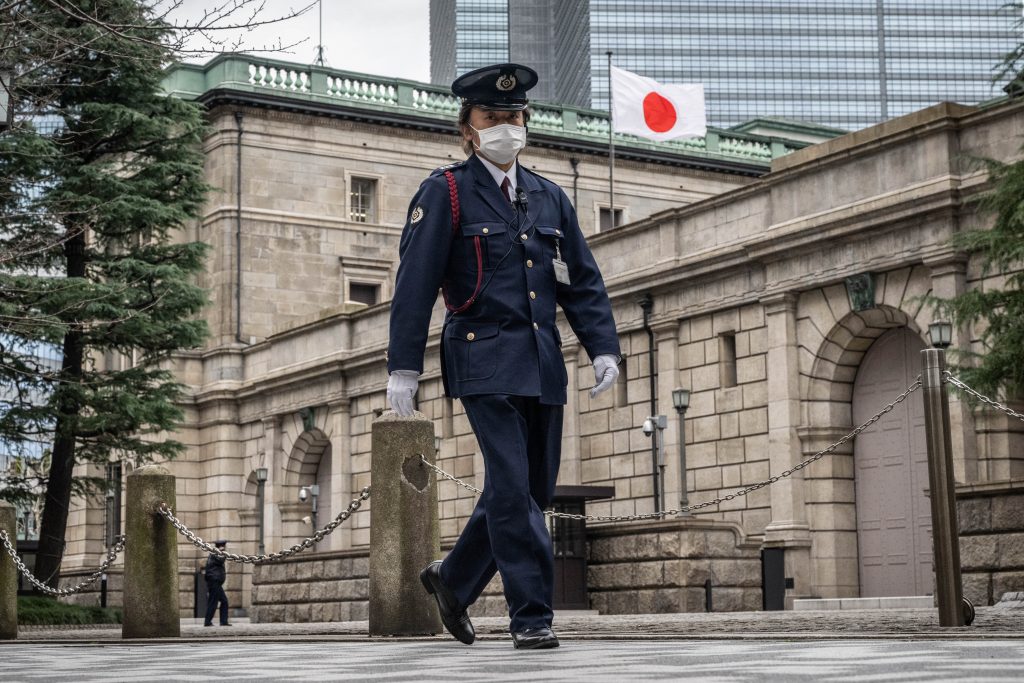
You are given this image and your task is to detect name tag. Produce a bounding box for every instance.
[553,258,571,285]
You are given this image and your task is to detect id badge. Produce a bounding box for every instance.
[553,257,571,285]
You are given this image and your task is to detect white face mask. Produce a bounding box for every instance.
[472,123,527,165]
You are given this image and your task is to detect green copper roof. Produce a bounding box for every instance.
[162,54,820,170]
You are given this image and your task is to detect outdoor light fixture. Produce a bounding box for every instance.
[672,387,691,413]
[928,321,953,349]
[434,436,442,454]
[255,467,268,483]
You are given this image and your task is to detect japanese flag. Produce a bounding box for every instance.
[610,66,707,141]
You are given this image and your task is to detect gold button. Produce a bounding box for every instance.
[533,322,539,330]
[526,259,533,268]
[482,227,489,234]
[530,291,537,299]
[520,233,528,241]
[467,332,475,341]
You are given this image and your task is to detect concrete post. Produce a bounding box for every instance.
[368,411,442,636]
[920,348,966,627]
[123,465,180,639]
[0,501,16,640]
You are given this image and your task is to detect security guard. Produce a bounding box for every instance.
[386,63,620,650]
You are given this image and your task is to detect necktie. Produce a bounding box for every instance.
[500,176,513,205]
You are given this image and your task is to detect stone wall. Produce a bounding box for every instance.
[958,478,1024,606]
[587,519,762,613]
[59,566,242,619]
[250,549,369,623]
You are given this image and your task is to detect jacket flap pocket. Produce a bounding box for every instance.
[447,322,500,342]
[535,225,564,238]
[462,222,502,238]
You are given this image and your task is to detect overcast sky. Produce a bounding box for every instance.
[166,0,431,82]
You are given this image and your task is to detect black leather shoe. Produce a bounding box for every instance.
[511,627,560,650]
[419,561,475,644]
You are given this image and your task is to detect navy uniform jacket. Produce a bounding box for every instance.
[387,154,620,405]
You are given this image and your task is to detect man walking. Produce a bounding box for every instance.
[386,63,620,650]
[203,539,230,627]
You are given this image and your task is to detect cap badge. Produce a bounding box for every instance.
[496,74,516,91]
[410,206,424,224]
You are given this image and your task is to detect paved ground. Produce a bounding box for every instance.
[5,608,1021,681]
[16,606,1023,641]
[2,639,1023,681]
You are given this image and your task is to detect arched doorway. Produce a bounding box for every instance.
[852,327,931,597]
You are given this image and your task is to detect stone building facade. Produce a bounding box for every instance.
[56,55,1024,617]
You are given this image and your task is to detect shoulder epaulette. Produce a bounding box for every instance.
[430,160,468,177]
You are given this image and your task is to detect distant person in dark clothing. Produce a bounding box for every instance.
[204,539,230,627]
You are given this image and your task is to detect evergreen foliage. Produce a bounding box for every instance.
[0,0,211,587]
[929,153,1024,399]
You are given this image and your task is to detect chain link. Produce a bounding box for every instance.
[158,487,371,564]
[944,372,1024,424]
[0,529,125,596]
[421,377,923,523]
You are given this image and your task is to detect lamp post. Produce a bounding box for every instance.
[672,387,691,515]
[255,467,268,555]
[928,320,953,349]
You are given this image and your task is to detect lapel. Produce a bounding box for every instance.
[468,154,515,223]
[516,163,543,197]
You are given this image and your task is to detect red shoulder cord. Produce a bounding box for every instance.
[440,170,483,314]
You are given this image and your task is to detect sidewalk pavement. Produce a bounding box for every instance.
[4,609,1022,682]
[12,606,1023,642]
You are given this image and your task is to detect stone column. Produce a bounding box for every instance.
[559,342,582,485]
[761,293,813,606]
[328,399,353,552]
[0,501,16,640]
[368,412,442,635]
[123,465,180,639]
[925,255,979,483]
[261,415,283,554]
[654,321,682,509]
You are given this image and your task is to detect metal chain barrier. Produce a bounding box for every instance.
[944,371,1024,424]
[421,376,924,523]
[158,486,371,564]
[0,529,125,596]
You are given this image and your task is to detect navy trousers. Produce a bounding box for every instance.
[204,580,229,625]
[440,394,563,633]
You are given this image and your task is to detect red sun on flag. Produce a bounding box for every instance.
[642,91,677,133]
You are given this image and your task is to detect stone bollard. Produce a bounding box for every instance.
[123,465,180,638]
[0,501,16,640]
[368,411,442,636]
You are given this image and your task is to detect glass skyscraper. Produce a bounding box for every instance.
[430,1,1020,130]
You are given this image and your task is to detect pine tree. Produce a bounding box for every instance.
[929,153,1024,399]
[0,0,210,588]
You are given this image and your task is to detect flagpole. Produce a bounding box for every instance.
[606,51,615,227]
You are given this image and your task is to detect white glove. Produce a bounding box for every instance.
[590,355,620,399]
[387,370,420,417]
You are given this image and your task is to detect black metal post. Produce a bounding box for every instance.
[676,407,689,515]
[639,294,660,513]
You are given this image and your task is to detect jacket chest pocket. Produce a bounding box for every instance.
[462,222,509,271]
[533,225,563,269]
